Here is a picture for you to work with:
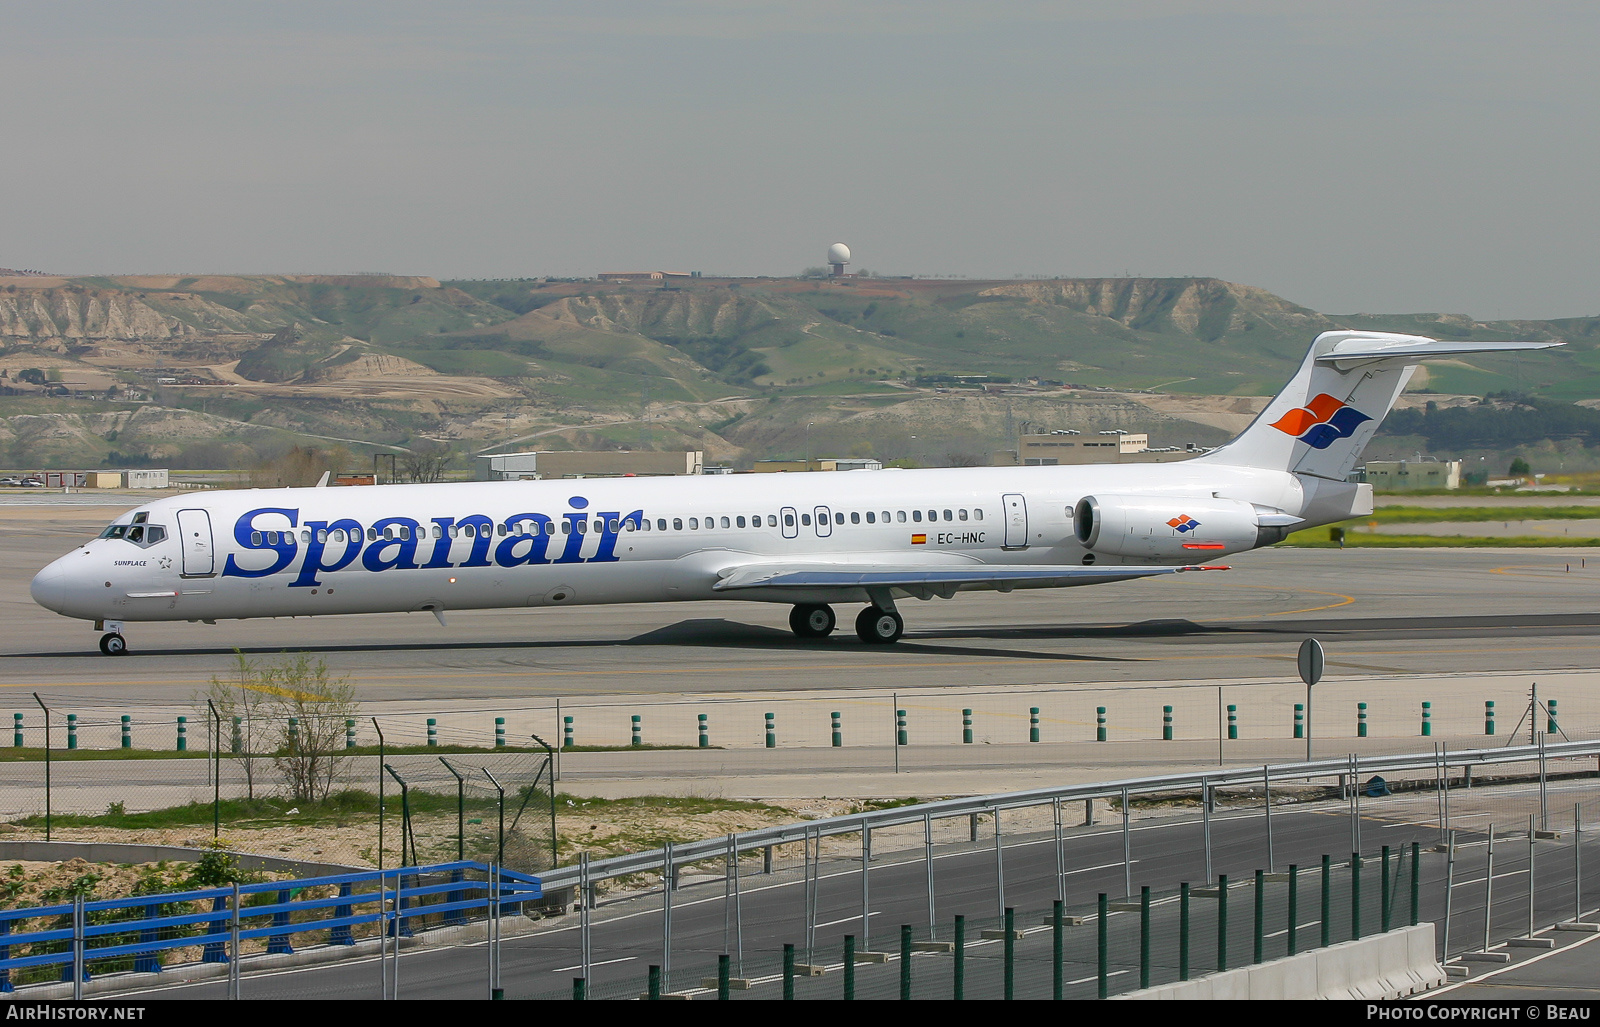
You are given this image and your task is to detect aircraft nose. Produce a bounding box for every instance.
[30,560,67,613]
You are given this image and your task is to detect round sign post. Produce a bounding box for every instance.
[1298,638,1324,762]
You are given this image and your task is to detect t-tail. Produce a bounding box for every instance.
[1200,331,1562,479]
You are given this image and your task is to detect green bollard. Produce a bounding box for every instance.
[120,715,131,749]
[1097,894,1108,999]
[718,954,730,1000]
[67,713,77,751]
[285,716,296,752]
[1096,706,1107,742]
[953,914,965,1001]
[174,715,184,752]
[572,977,586,1001]
[1180,882,1191,980]
[698,713,709,749]
[1351,852,1362,940]
[1549,698,1559,735]
[1163,705,1173,741]
[564,715,574,750]
[1381,844,1392,932]
[427,718,437,746]
[831,711,841,747]
[1486,700,1495,736]
[765,712,775,749]
[631,715,641,747]
[1029,707,1040,743]
[1288,864,1299,956]
[783,945,795,1000]
[1421,702,1431,737]
[1254,869,1264,964]
[962,708,972,744]
[1227,704,1238,740]
[843,934,855,1000]
[345,718,356,749]
[1321,854,1331,948]
[494,717,505,747]
[11,713,20,748]
[648,964,661,1000]
[1358,702,1368,738]
[1004,907,1015,1000]
[1140,885,1151,988]
[896,709,906,746]
[1217,875,1228,972]
[900,924,912,1000]
[1294,702,1304,739]
[1053,899,1064,1000]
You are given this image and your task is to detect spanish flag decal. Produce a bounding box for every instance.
[911,534,927,545]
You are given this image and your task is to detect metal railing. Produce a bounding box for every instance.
[540,737,1596,892]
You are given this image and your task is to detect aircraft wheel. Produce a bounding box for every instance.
[855,607,904,645]
[99,632,128,656]
[788,603,836,639]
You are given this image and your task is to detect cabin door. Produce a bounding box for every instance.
[176,508,216,577]
[1002,494,1029,549]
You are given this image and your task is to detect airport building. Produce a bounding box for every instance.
[752,458,884,473]
[992,432,1197,466]
[1354,459,1461,491]
[475,450,704,481]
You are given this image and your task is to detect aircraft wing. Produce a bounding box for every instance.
[712,562,1227,597]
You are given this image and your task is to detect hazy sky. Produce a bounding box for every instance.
[3,1,1596,318]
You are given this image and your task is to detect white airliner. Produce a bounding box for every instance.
[31,331,1558,655]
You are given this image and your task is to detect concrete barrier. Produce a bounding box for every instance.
[0,839,364,877]
[1114,923,1443,1000]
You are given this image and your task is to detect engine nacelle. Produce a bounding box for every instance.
[1073,494,1295,559]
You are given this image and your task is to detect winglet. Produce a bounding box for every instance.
[315,471,331,488]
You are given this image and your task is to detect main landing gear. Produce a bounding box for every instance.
[99,632,127,656]
[787,603,905,645]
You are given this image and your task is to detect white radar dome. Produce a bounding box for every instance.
[827,243,851,264]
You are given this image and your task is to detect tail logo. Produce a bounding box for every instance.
[1167,515,1200,533]
[1269,393,1372,450]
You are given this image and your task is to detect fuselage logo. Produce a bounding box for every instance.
[1167,515,1200,533]
[1269,393,1372,450]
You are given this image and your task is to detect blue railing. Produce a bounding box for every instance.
[0,861,540,990]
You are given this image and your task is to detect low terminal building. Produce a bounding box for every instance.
[1353,459,1461,491]
[992,432,1198,466]
[752,458,884,473]
[38,469,169,488]
[475,450,704,481]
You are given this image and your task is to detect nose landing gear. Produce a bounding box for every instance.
[99,632,127,656]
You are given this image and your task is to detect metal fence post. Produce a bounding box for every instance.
[1097,893,1108,999]
[648,964,661,1000]
[861,823,874,953]
[924,813,936,937]
[579,852,592,985]
[900,925,912,1000]
[1217,875,1228,972]
[1412,841,1421,928]
[1180,882,1190,981]
[1264,765,1275,873]
[1483,826,1496,954]
[953,915,965,1000]
[1288,864,1299,956]
[718,954,730,1000]
[1004,907,1016,1000]
[1321,855,1331,948]
[1443,831,1457,959]
[228,881,241,1000]
[1382,844,1392,933]
[1053,899,1064,1000]
[1352,852,1362,941]
[1254,869,1264,963]
[34,695,50,841]
[1140,885,1151,987]
[993,809,1006,922]
[1528,814,1536,939]
[1122,787,1132,897]
[1053,797,1067,904]
[843,934,855,1000]
[1576,804,1583,923]
[662,840,674,989]
[71,894,84,999]
[1202,778,1213,884]
[782,945,794,1000]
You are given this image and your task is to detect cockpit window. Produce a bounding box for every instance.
[100,521,166,548]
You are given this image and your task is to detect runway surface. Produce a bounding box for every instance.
[4,503,1599,705]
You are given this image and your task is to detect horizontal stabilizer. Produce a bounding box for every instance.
[1316,336,1562,370]
[713,562,1227,593]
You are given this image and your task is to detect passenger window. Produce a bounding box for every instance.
[974,508,983,520]
[959,509,968,521]
[768,515,779,527]
[943,510,953,521]
[689,517,699,529]
[403,526,413,540]
[623,519,635,532]
[866,511,876,524]
[783,513,794,527]
[658,519,668,531]
[380,527,391,541]
[720,516,730,528]
[250,531,262,544]
[897,511,907,523]
[912,511,922,523]
[672,518,682,530]
[835,513,844,524]
[928,510,937,522]
[736,516,746,528]
[301,530,311,543]
[801,513,811,526]
[317,530,328,543]
[851,512,860,524]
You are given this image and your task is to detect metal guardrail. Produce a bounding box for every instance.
[540,737,1599,892]
[0,860,540,994]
